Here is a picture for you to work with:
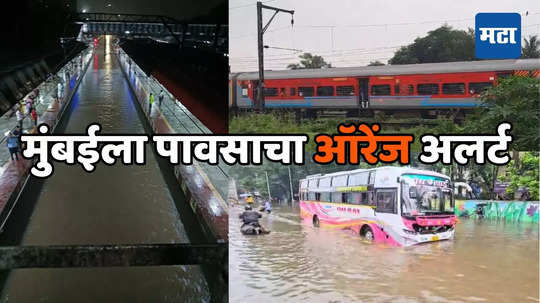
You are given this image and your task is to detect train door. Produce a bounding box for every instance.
[357,78,369,109]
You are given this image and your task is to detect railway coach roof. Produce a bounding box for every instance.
[231,59,540,80]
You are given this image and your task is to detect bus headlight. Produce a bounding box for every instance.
[403,229,416,235]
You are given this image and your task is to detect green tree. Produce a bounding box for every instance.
[388,25,475,64]
[287,53,332,69]
[367,60,385,66]
[522,35,540,58]
[464,76,540,150]
[498,152,539,200]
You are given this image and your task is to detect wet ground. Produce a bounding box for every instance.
[1,37,209,302]
[117,49,229,201]
[230,204,540,303]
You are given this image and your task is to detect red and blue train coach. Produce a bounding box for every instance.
[229,59,540,113]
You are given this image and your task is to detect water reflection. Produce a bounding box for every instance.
[230,205,539,302]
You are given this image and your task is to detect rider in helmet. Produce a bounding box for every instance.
[239,206,267,234]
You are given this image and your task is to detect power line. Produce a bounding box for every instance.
[230,0,276,10]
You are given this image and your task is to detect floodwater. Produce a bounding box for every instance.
[230,204,539,303]
[1,37,209,302]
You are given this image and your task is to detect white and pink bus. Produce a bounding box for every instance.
[299,166,457,246]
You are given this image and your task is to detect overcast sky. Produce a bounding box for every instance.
[229,0,540,72]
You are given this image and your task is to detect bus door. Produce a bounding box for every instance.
[357,78,369,109]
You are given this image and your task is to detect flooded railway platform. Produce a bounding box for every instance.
[230,205,539,303]
[0,38,211,302]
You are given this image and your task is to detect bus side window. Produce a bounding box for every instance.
[320,192,330,202]
[375,190,396,213]
[367,192,375,206]
[308,192,316,201]
[332,192,345,203]
[349,192,368,205]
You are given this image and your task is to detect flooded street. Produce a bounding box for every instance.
[230,205,539,303]
[0,38,209,302]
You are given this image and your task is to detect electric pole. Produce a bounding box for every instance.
[256,1,294,111]
[265,171,272,201]
[288,166,294,206]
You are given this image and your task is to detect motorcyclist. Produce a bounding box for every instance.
[239,206,262,225]
[239,206,266,234]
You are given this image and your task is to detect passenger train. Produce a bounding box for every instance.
[229,59,539,116]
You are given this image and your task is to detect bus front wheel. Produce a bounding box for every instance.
[361,225,374,242]
[313,216,320,228]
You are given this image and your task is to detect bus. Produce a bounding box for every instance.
[298,166,457,246]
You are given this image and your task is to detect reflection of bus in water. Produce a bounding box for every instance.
[299,167,457,246]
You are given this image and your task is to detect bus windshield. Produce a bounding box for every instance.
[400,174,454,216]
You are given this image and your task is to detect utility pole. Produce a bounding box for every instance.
[265,171,272,201]
[256,1,294,111]
[288,167,294,206]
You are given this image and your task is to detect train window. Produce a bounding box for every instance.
[394,84,400,95]
[317,86,334,96]
[298,87,314,97]
[371,85,391,95]
[336,85,355,96]
[442,83,465,95]
[290,87,296,96]
[497,73,512,80]
[407,85,414,95]
[469,82,493,94]
[241,85,248,97]
[264,87,278,97]
[279,88,286,96]
[417,83,439,95]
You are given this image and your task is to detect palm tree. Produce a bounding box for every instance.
[522,35,540,58]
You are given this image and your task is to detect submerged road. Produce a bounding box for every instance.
[0,38,210,302]
[230,205,539,303]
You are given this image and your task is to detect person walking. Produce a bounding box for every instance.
[25,98,33,114]
[264,200,272,214]
[30,108,38,127]
[158,90,164,107]
[148,93,155,115]
[16,108,24,130]
[6,132,20,161]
